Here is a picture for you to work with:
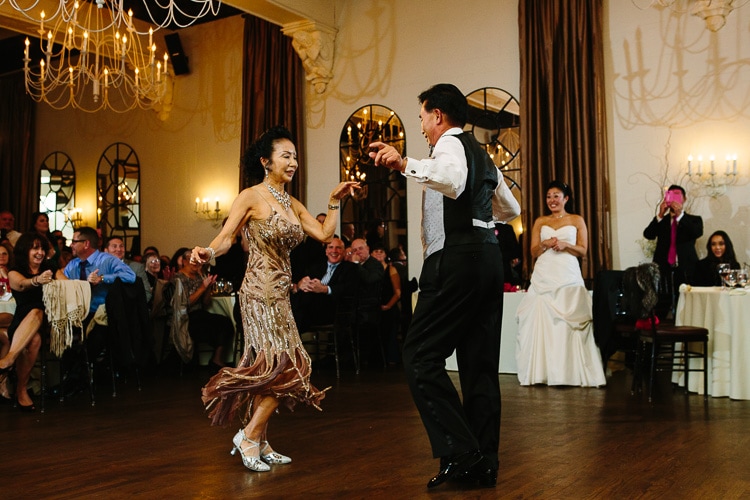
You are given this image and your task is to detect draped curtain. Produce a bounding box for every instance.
[0,73,37,230]
[518,0,611,281]
[240,15,306,202]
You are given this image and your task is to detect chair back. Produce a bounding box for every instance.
[105,277,152,367]
[622,263,661,321]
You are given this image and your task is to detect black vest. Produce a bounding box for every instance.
[443,132,498,247]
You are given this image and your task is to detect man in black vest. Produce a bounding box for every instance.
[369,83,520,489]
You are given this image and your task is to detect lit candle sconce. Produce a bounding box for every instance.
[194,195,225,226]
[687,152,739,197]
[64,207,84,228]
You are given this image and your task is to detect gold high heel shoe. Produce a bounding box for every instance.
[230,429,270,472]
[260,441,292,464]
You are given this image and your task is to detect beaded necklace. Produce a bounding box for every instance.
[264,182,291,211]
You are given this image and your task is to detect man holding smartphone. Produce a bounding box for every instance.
[643,184,703,316]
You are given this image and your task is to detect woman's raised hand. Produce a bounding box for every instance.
[330,181,361,201]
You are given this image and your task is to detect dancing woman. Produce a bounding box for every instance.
[192,126,359,472]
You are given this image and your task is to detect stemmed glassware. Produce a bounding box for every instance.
[737,269,748,289]
[717,263,731,289]
[723,270,738,289]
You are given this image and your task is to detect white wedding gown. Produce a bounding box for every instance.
[515,225,606,387]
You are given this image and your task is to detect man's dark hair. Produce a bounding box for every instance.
[76,226,100,248]
[667,184,686,197]
[418,83,468,127]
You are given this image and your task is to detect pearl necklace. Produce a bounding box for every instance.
[265,182,291,211]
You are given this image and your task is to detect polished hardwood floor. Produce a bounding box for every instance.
[3,359,750,499]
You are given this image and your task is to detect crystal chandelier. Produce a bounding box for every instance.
[22,0,170,113]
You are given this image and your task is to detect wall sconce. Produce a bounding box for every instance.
[64,207,84,229]
[687,153,738,197]
[632,0,747,32]
[194,197,225,227]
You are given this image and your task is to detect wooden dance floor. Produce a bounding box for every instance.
[4,362,750,499]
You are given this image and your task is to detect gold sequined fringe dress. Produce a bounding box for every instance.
[202,211,327,426]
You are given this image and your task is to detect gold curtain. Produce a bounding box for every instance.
[0,73,37,230]
[518,0,611,282]
[240,15,306,202]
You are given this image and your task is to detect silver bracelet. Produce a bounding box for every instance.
[31,276,40,287]
[205,246,216,261]
[328,203,340,210]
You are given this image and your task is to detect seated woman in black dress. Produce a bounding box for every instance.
[0,233,66,411]
[693,230,739,286]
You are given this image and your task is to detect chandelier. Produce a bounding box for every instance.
[21,0,173,113]
[632,0,750,32]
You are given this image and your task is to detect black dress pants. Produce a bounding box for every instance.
[402,243,503,467]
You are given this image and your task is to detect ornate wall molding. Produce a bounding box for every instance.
[282,20,337,94]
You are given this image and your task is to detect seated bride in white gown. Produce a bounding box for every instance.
[515,181,606,387]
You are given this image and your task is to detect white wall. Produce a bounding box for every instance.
[32,0,749,272]
[604,2,750,268]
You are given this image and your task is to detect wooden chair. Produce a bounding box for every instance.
[302,296,359,378]
[626,263,709,402]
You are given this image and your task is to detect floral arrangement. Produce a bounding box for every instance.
[636,238,656,259]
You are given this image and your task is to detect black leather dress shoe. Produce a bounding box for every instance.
[427,451,483,489]
[452,459,498,488]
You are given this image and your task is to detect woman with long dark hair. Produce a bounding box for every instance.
[0,233,66,410]
[29,212,60,268]
[192,126,360,473]
[693,230,740,286]
[515,181,606,387]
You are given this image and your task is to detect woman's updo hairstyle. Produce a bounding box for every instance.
[547,180,575,214]
[242,126,294,187]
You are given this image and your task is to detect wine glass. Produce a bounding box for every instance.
[724,270,738,289]
[736,269,748,288]
[717,263,731,289]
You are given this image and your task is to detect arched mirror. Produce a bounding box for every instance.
[464,86,521,217]
[38,151,76,238]
[96,142,141,256]
[339,104,407,254]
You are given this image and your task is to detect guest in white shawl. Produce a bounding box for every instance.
[0,233,66,411]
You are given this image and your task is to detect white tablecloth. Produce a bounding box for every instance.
[446,292,526,374]
[674,286,750,400]
[205,295,236,330]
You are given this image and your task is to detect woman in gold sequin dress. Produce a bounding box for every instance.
[192,126,359,472]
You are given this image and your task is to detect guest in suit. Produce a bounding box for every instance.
[495,222,522,286]
[643,185,703,312]
[340,222,356,248]
[693,230,739,286]
[290,213,327,284]
[294,237,358,332]
[350,238,384,366]
[105,236,152,304]
[369,83,521,489]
